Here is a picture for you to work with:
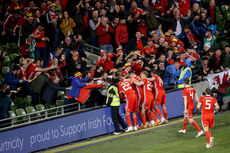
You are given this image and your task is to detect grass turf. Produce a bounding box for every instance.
[67,112,230,153]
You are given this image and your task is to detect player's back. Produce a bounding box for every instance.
[199,96,217,117]
[152,75,164,92]
[142,78,153,97]
[118,81,135,98]
[182,86,196,108]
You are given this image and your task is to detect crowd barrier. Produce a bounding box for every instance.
[0,90,185,153]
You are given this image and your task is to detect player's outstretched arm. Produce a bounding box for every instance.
[197,103,201,109]
[131,78,144,86]
[214,103,220,111]
[146,77,155,82]
[183,96,188,113]
[194,94,199,105]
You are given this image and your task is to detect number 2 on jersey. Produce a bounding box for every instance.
[189,91,194,100]
[205,100,211,110]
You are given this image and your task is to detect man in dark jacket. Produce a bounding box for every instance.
[27,72,49,106]
[124,31,148,53]
[42,76,71,106]
[3,65,28,90]
[0,89,12,128]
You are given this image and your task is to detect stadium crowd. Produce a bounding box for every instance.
[0,0,230,121]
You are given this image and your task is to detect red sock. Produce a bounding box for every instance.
[147,112,153,122]
[149,111,158,121]
[154,108,163,118]
[125,114,132,127]
[137,111,142,120]
[132,114,138,126]
[152,111,157,117]
[205,131,211,143]
[192,121,202,132]
[182,118,188,130]
[163,108,168,120]
[141,113,147,126]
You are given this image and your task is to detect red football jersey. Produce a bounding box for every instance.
[142,78,153,97]
[152,75,164,91]
[118,81,135,100]
[133,75,143,97]
[97,53,114,72]
[199,96,217,117]
[20,67,27,79]
[143,45,157,55]
[182,86,196,108]
[26,63,38,80]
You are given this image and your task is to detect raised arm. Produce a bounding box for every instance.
[146,77,156,82]
[131,79,144,86]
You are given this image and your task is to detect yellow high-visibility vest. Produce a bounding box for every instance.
[106,85,120,106]
[178,67,192,89]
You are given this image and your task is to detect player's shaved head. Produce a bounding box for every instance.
[205,88,212,95]
[183,78,190,84]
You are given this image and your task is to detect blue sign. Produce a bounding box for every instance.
[0,90,184,153]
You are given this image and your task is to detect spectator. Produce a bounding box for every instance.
[42,76,71,106]
[203,29,216,49]
[3,65,28,90]
[46,47,63,67]
[198,57,210,79]
[122,63,132,76]
[2,7,20,43]
[78,78,103,106]
[46,3,61,50]
[27,72,50,106]
[48,57,66,81]
[62,36,75,56]
[142,8,160,36]
[73,34,86,58]
[163,62,180,87]
[221,45,230,71]
[20,38,36,58]
[26,58,57,80]
[89,9,101,47]
[60,11,76,37]
[115,17,128,49]
[94,65,104,78]
[209,49,223,73]
[0,89,12,127]
[156,61,165,79]
[32,23,49,63]
[72,3,86,35]
[64,72,88,112]
[142,38,157,57]
[96,16,114,52]
[97,51,115,73]
[124,31,148,53]
[66,49,87,76]
[206,0,216,24]
[21,16,37,44]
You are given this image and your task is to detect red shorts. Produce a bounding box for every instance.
[142,96,154,110]
[185,107,194,119]
[155,90,166,105]
[202,116,214,128]
[125,96,138,112]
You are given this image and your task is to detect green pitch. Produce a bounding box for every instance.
[66,112,230,153]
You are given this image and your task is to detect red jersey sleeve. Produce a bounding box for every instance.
[182,88,187,97]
